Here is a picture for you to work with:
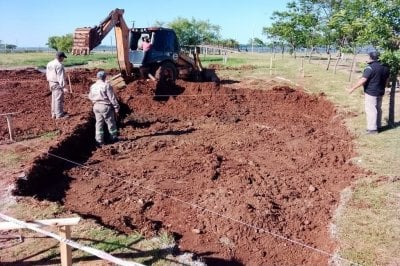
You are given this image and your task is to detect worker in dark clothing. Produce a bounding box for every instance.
[347,51,390,134]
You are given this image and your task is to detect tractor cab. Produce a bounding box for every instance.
[129,27,181,68]
[72,9,218,85]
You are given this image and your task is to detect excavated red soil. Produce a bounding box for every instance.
[1,68,362,265]
[0,68,96,140]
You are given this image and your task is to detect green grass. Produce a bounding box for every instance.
[76,224,176,264]
[0,51,249,69]
[335,178,400,265]
[0,52,118,68]
[11,200,65,220]
[200,54,247,67]
[0,150,22,168]
[40,130,60,140]
[85,227,143,253]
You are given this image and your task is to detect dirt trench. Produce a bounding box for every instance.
[1,68,363,265]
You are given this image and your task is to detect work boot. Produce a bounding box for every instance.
[95,141,104,148]
[365,130,378,135]
[110,136,119,144]
[56,112,69,119]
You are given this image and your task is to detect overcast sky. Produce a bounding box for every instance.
[0,0,290,47]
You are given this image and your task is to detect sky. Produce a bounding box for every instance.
[0,0,290,47]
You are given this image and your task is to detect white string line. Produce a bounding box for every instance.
[0,90,320,117]
[6,133,398,216]
[9,139,361,266]
[82,90,304,99]
[0,111,21,116]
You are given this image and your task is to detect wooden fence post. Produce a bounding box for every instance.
[270,57,273,76]
[67,74,73,93]
[6,115,14,141]
[59,225,72,266]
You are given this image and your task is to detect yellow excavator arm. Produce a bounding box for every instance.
[72,8,132,77]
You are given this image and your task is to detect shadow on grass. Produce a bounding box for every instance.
[379,121,400,133]
[1,236,183,265]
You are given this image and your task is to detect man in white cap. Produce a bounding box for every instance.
[88,71,120,146]
[46,51,69,119]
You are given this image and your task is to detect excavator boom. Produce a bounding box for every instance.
[72,9,131,77]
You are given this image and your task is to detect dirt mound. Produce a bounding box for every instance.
[0,68,97,141]
[1,68,362,265]
[65,79,361,264]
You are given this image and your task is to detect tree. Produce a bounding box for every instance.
[168,17,220,46]
[253,37,266,47]
[6,44,17,50]
[263,1,318,58]
[359,0,400,126]
[47,34,73,52]
[47,36,59,51]
[328,1,367,52]
[219,38,239,49]
[381,51,400,126]
[356,0,400,51]
[153,20,165,27]
[329,0,400,124]
[0,40,17,51]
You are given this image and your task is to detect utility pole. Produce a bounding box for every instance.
[110,35,113,54]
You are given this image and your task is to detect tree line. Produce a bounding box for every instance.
[263,0,399,125]
[45,17,240,53]
[263,0,399,68]
[0,40,17,50]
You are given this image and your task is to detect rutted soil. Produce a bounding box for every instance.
[0,68,362,265]
[0,68,96,139]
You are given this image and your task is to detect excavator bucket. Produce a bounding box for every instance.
[72,9,125,56]
[72,26,103,55]
[109,74,126,89]
[178,48,220,83]
[72,27,93,55]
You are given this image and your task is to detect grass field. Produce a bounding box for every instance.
[1,51,399,265]
[0,52,117,69]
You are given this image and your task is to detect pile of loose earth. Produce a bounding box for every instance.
[1,68,362,265]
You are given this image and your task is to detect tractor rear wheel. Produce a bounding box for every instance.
[155,61,177,86]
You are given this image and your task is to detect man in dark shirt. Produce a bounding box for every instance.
[347,51,390,134]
